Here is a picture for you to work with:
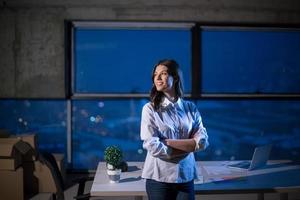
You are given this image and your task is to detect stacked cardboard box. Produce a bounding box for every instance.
[0,137,25,200]
[0,138,23,170]
[0,167,24,200]
[0,133,66,199]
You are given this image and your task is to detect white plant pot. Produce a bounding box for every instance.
[107,169,121,183]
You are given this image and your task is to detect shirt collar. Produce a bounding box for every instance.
[161,96,183,110]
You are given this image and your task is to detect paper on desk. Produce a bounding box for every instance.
[201,165,247,182]
[203,166,233,176]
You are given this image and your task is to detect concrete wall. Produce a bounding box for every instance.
[1,0,300,98]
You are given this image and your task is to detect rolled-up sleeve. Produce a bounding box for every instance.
[190,105,209,151]
[140,104,172,158]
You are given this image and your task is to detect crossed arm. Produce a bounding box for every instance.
[165,139,196,156]
[165,138,207,158]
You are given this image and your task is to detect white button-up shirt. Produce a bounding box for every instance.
[140,97,209,183]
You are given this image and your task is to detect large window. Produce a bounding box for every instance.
[73,22,192,95]
[69,99,300,169]
[69,23,300,169]
[1,22,300,170]
[0,100,67,155]
[70,22,195,169]
[201,27,300,94]
[195,100,300,162]
[72,99,146,169]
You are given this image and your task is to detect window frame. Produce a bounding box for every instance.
[70,21,195,98]
[198,25,300,98]
[66,21,300,170]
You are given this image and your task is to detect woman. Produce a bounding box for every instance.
[140,59,209,200]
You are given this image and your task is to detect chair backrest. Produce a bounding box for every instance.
[38,151,65,200]
[37,152,92,200]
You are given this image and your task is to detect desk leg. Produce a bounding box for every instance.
[280,193,288,200]
[257,193,264,200]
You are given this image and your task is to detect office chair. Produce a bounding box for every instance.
[12,139,93,200]
[38,151,93,200]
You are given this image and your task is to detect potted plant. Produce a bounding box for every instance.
[104,145,123,183]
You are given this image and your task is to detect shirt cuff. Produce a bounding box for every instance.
[193,137,207,151]
[193,137,200,151]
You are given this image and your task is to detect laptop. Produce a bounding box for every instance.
[228,144,272,170]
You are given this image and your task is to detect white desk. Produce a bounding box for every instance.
[91,162,145,199]
[91,161,300,200]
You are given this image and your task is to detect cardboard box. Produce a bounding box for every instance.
[0,134,38,162]
[31,153,65,194]
[0,135,66,198]
[0,138,23,170]
[0,155,22,170]
[0,138,21,157]
[34,160,57,193]
[0,167,24,200]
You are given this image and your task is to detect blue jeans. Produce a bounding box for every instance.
[146,179,195,200]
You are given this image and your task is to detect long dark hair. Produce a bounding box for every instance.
[150,59,183,111]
